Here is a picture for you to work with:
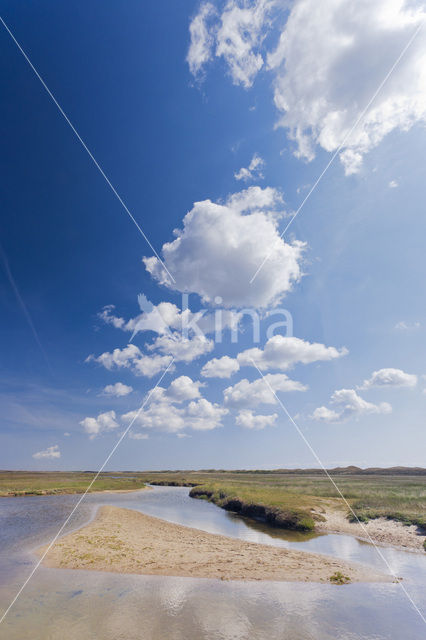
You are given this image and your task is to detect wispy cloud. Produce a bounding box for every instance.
[32,445,61,460]
[395,320,420,331]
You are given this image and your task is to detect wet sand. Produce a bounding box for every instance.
[39,506,390,583]
[318,508,426,552]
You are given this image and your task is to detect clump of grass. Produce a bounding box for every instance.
[329,571,351,585]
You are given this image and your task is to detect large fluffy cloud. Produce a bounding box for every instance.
[359,367,418,390]
[237,336,348,371]
[268,0,426,174]
[224,373,306,408]
[189,0,426,174]
[311,388,392,423]
[122,377,228,435]
[143,187,305,308]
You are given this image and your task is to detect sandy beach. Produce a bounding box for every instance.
[39,505,391,583]
[318,508,426,552]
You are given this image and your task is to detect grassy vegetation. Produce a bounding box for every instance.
[0,471,147,497]
[188,483,323,531]
[2,469,425,538]
[143,470,426,533]
[329,571,351,585]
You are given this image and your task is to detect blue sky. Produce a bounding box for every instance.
[1,0,425,470]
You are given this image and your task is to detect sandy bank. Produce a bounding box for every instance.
[317,508,426,552]
[39,506,390,583]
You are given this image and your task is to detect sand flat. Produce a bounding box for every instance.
[318,508,426,552]
[38,506,391,583]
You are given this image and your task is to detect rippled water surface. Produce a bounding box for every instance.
[0,486,425,639]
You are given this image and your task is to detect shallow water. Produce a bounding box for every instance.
[0,486,425,639]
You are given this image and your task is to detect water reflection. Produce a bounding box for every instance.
[0,486,425,640]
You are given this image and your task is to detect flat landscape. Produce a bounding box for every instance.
[2,468,425,550]
[145,468,425,517]
[0,470,147,496]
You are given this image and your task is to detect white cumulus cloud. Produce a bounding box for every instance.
[185,398,229,431]
[121,375,227,435]
[80,410,119,439]
[143,186,305,308]
[32,444,61,460]
[98,298,239,342]
[224,373,306,409]
[311,388,392,423]
[201,355,240,378]
[102,382,133,397]
[86,344,174,378]
[148,334,214,362]
[166,375,204,402]
[359,368,417,390]
[269,0,426,174]
[237,335,348,371]
[189,0,426,174]
[236,409,278,429]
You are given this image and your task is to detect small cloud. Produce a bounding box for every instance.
[177,433,191,438]
[234,153,265,182]
[310,406,341,423]
[63,432,71,437]
[102,382,133,397]
[388,180,399,188]
[128,432,149,440]
[395,320,420,331]
[310,388,392,423]
[359,368,417,390]
[236,410,278,430]
[80,410,119,439]
[201,355,239,379]
[296,184,311,194]
[33,445,61,460]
